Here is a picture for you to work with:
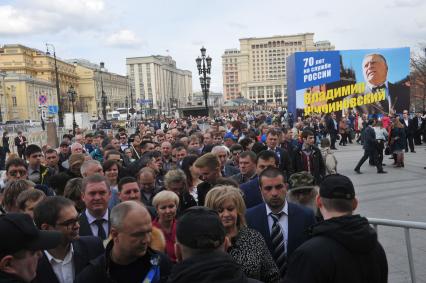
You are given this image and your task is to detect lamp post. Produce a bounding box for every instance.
[46,43,63,127]
[0,71,5,123]
[196,47,212,113]
[99,62,107,121]
[67,85,77,136]
[125,96,129,120]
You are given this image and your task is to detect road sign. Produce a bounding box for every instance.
[39,95,47,105]
[48,105,58,114]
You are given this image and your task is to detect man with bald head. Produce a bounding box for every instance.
[348,53,409,116]
[76,201,171,282]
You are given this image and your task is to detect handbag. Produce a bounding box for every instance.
[384,145,391,155]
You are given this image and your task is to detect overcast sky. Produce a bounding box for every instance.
[1,0,425,92]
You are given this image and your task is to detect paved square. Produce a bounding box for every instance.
[333,143,426,283]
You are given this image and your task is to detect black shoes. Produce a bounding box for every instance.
[377,171,388,174]
[354,169,362,174]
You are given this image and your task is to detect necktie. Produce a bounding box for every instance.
[94,219,106,240]
[270,212,286,276]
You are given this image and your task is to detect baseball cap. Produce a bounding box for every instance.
[177,206,226,250]
[288,172,315,192]
[69,153,85,167]
[319,174,355,200]
[0,213,62,255]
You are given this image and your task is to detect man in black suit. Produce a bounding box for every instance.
[33,196,104,283]
[347,53,410,116]
[14,131,27,159]
[326,113,338,150]
[246,167,316,277]
[240,150,279,209]
[412,111,424,145]
[79,175,111,240]
[354,119,387,174]
[265,129,293,178]
[400,110,415,152]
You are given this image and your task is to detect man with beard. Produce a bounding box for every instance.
[283,174,388,283]
[33,196,104,283]
[76,201,171,283]
[246,167,315,277]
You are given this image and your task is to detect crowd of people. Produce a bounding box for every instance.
[0,107,424,282]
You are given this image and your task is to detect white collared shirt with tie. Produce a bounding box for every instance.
[44,244,75,283]
[85,209,109,238]
[266,201,289,253]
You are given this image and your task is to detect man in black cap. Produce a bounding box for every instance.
[0,213,62,282]
[283,174,388,283]
[168,206,261,283]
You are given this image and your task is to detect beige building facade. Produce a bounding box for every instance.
[1,74,56,121]
[0,44,79,119]
[222,33,334,105]
[126,55,192,114]
[70,59,129,119]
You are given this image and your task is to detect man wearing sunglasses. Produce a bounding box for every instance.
[33,196,104,283]
[246,167,315,278]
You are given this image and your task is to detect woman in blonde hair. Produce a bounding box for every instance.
[152,190,179,263]
[205,185,280,283]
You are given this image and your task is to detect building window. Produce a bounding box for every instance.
[12,97,17,107]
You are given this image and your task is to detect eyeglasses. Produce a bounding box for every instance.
[232,151,242,155]
[56,217,79,229]
[8,170,27,177]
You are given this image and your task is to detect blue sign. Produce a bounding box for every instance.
[138,99,152,105]
[48,105,58,114]
[295,51,340,89]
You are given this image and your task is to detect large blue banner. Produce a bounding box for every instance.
[287,47,410,117]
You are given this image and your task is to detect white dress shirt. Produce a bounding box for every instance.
[44,245,75,283]
[85,209,109,237]
[266,201,289,253]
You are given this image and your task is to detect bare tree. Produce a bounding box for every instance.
[411,47,426,111]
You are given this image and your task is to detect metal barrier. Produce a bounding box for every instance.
[368,217,426,283]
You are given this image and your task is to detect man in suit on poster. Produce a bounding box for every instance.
[349,53,410,116]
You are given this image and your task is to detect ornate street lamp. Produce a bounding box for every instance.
[67,85,77,136]
[196,47,212,112]
[99,62,107,122]
[46,43,63,127]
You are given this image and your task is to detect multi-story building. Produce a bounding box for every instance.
[0,44,78,114]
[1,74,56,121]
[126,55,192,114]
[69,59,129,119]
[222,33,334,106]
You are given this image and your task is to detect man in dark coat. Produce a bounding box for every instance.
[283,174,388,283]
[326,113,339,150]
[14,131,27,159]
[354,119,387,174]
[76,201,171,283]
[292,129,325,185]
[400,110,415,152]
[33,196,104,283]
